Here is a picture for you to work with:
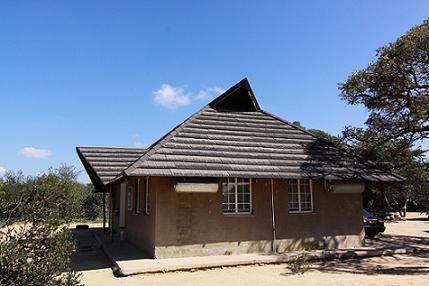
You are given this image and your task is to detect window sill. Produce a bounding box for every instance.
[288,211,317,215]
[223,213,254,217]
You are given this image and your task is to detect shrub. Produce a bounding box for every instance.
[287,252,310,275]
[0,166,84,285]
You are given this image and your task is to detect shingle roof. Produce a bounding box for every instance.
[123,79,403,183]
[76,147,146,191]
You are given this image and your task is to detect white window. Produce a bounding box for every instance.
[288,179,313,213]
[127,186,133,211]
[222,178,252,214]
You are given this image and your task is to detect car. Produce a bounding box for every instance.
[363,209,386,238]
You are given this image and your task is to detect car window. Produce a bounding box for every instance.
[362,209,372,218]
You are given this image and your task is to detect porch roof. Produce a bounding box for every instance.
[76,146,146,191]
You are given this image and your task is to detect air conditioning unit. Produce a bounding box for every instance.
[174,177,219,193]
[328,183,365,194]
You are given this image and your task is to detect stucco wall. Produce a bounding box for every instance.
[111,184,120,231]
[152,177,363,258]
[125,178,157,257]
[110,178,157,257]
[273,180,364,251]
[154,177,273,258]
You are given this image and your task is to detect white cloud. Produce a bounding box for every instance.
[0,166,7,176]
[154,84,191,109]
[195,87,225,101]
[153,84,225,109]
[18,147,53,158]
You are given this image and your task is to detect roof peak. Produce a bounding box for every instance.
[208,78,260,112]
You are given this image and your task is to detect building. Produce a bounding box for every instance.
[77,78,402,258]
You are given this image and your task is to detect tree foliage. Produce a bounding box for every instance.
[0,166,102,222]
[340,20,429,150]
[339,19,429,214]
[0,165,103,286]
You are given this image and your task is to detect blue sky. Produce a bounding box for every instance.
[0,1,428,182]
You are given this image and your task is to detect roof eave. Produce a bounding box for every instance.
[76,147,107,192]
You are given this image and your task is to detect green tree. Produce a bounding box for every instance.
[307,128,343,147]
[339,19,429,214]
[340,19,429,151]
[0,168,83,286]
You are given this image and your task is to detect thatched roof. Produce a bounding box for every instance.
[77,78,403,190]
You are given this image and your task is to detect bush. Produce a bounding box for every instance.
[0,223,82,286]
[0,165,103,223]
[0,165,95,286]
[287,252,310,275]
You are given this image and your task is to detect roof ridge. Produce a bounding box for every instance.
[120,105,211,179]
[260,110,405,181]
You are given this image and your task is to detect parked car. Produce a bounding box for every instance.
[363,209,386,238]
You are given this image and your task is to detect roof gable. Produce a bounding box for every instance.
[208,78,260,111]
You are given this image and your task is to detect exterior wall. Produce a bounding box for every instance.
[111,184,120,231]
[154,177,273,258]
[124,178,157,257]
[273,180,364,252]
[110,178,157,257]
[153,177,364,258]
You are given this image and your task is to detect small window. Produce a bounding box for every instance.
[288,179,313,213]
[127,186,133,211]
[135,179,141,214]
[222,178,252,214]
[145,177,150,215]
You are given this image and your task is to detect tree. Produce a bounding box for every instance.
[307,128,343,147]
[339,19,429,214]
[0,167,86,286]
[340,20,429,151]
[351,141,429,215]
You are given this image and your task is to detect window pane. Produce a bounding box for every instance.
[288,179,313,213]
[223,178,251,214]
[223,179,236,212]
[288,180,299,212]
[237,179,250,213]
[299,179,312,212]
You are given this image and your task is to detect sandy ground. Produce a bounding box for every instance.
[75,212,429,286]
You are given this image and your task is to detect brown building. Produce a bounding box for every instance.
[77,79,402,258]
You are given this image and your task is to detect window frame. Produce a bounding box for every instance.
[127,185,133,211]
[135,179,141,214]
[145,176,150,215]
[222,178,252,215]
[287,179,314,214]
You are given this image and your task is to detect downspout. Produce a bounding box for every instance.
[270,179,276,253]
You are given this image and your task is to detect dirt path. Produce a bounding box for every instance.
[75,213,429,286]
[79,252,429,286]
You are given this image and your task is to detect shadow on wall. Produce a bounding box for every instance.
[275,235,356,253]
